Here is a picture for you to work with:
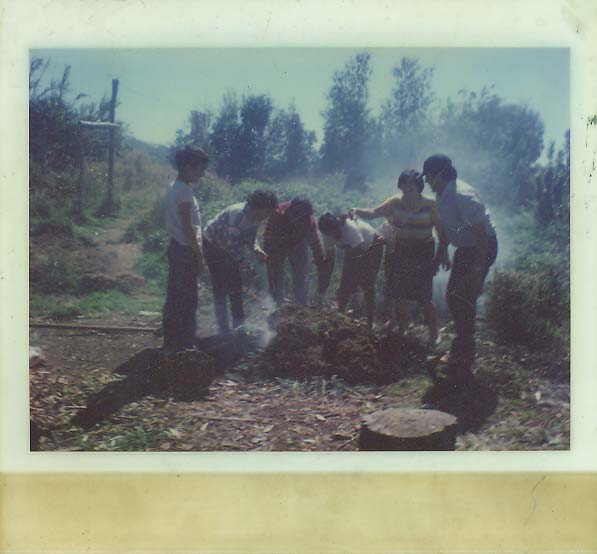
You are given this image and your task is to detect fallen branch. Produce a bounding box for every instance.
[338,435,357,450]
[30,322,159,334]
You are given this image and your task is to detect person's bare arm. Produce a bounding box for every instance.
[351,198,395,220]
[253,217,269,263]
[178,202,204,274]
[430,203,451,272]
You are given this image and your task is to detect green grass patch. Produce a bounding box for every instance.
[30,290,163,319]
[79,427,168,451]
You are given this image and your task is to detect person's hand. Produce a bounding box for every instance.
[254,247,268,264]
[373,235,385,247]
[433,249,451,274]
[347,208,357,220]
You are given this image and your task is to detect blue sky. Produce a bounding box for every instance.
[31,48,569,158]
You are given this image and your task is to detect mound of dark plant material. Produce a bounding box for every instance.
[255,305,428,384]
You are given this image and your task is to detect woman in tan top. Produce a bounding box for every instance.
[352,169,446,347]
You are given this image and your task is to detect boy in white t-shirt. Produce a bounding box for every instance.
[162,146,209,353]
[318,212,383,329]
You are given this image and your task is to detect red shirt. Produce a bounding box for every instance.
[263,201,325,265]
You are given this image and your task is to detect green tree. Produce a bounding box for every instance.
[437,87,544,205]
[320,52,372,190]
[208,92,240,180]
[265,104,316,180]
[380,57,434,167]
[233,94,273,183]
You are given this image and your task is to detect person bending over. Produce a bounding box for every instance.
[203,190,278,335]
[317,212,384,329]
[258,197,326,306]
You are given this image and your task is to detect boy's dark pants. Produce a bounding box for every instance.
[266,239,310,305]
[446,236,498,370]
[162,239,198,351]
[203,237,244,335]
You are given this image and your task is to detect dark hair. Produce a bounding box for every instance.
[175,146,209,172]
[397,169,424,193]
[247,190,278,210]
[318,211,349,235]
[286,196,313,220]
[422,153,458,181]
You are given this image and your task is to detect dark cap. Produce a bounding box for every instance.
[422,154,452,177]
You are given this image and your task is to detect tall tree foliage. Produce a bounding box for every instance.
[536,130,570,225]
[320,52,372,190]
[437,87,544,205]
[265,105,316,180]
[209,92,240,180]
[233,94,273,183]
[380,57,435,169]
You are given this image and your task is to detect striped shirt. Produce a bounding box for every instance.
[203,202,260,263]
[377,195,435,244]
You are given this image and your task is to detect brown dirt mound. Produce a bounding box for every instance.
[254,306,428,384]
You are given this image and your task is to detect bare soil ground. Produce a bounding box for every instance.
[29,219,570,452]
[30,315,570,451]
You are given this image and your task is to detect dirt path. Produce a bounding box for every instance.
[96,227,140,276]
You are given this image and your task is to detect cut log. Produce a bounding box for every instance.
[359,408,458,451]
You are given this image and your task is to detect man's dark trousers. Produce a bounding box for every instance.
[163,239,198,351]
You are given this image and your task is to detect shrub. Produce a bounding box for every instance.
[485,268,568,347]
[32,256,81,294]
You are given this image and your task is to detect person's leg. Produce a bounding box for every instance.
[383,248,397,327]
[337,252,359,313]
[362,285,375,328]
[163,240,198,351]
[423,300,439,344]
[228,260,245,330]
[360,241,383,328]
[267,252,286,305]
[183,261,199,348]
[418,241,438,345]
[396,301,410,335]
[289,239,310,305]
[162,240,179,351]
[203,239,231,335]
[446,247,476,368]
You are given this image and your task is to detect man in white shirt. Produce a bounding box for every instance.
[318,213,383,329]
[422,154,498,381]
[162,146,209,353]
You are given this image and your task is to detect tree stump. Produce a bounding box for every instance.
[359,408,458,451]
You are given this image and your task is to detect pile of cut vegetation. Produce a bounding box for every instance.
[254,305,428,384]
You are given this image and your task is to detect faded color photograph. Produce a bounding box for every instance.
[29,48,570,452]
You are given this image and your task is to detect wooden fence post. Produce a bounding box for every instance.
[76,141,85,217]
[105,78,119,213]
